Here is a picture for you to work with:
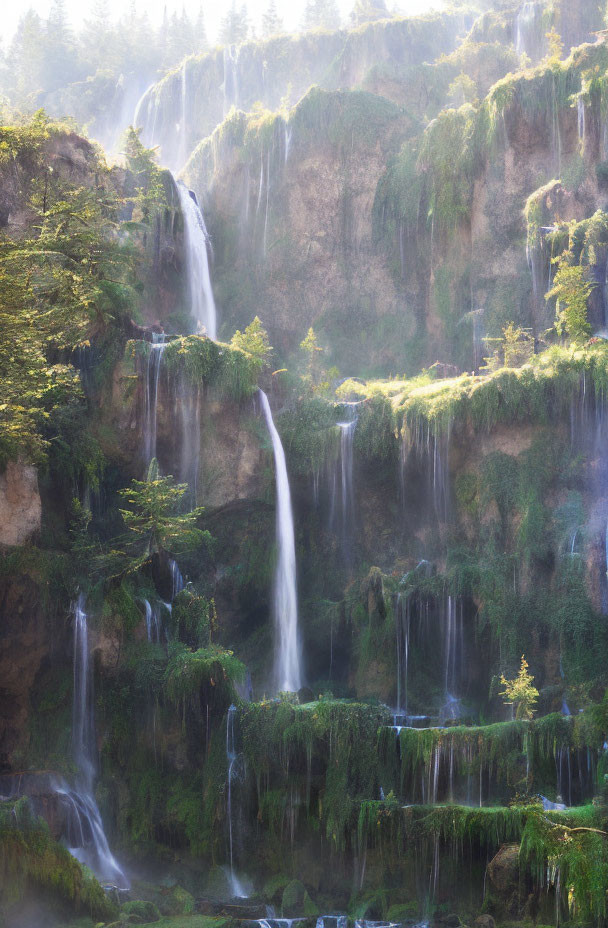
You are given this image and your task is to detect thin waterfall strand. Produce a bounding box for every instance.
[259,389,301,692]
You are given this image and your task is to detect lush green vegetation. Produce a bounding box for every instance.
[0,798,116,921]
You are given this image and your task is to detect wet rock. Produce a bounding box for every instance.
[487,843,520,893]
[473,916,495,928]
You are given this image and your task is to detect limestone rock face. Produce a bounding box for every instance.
[0,461,41,547]
[0,574,62,770]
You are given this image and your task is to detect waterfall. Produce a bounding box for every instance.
[169,558,184,600]
[327,417,357,563]
[143,337,167,467]
[178,59,188,170]
[577,94,586,143]
[176,181,218,340]
[515,1,544,59]
[177,375,201,506]
[67,595,127,886]
[259,389,301,692]
[284,123,292,163]
[443,594,463,698]
[143,598,163,643]
[226,705,248,898]
[133,83,159,150]
[223,44,240,114]
[394,592,410,717]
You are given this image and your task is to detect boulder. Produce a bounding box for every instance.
[487,843,520,893]
[0,460,41,546]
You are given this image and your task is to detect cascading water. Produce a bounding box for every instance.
[177,375,202,506]
[143,599,164,643]
[328,417,357,562]
[223,44,240,114]
[143,336,167,467]
[514,1,545,59]
[259,389,301,692]
[169,557,185,599]
[133,83,159,151]
[176,181,218,340]
[178,58,189,171]
[67,595,127,886]
[226,705,248,898]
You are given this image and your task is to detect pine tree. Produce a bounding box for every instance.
[81,0,114,72]
[350,0,389,26]
[7,10,46,100]
[302,0,341,32]
[262,0,283,37]
[194,5,208,51]
[43,0,80,91]
[220,1,249,45]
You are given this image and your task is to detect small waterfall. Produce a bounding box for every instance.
[443,594,463,698]
[169,558,185,600]
[284,123,292,163]
[177,376,202,506]
[577,94,586,144]
[178,59,189,170]
[176,181,218,340]
[133,83,160,152]
[394,592,410,717]
[142,599,163,643]
[143,337,167,467]
[329,418,358,562]
[259,390,301,692]
[68,595,127,886]
[223,44,240,114]
[514,1,544,59]
[226,705,248,898]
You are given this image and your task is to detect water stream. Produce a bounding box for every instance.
[259,389,301,692]
[176,181,218,339]
[143,336,167,467]
[226,705,248,898]
[68,595,127,886]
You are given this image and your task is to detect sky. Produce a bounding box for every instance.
[2,0,441,47]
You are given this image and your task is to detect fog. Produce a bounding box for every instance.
[2,0,443,47]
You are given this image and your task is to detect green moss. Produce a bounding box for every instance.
[162,336,259,401]
[0,798,116,920]
[241,698,391,850]
[277,396,341,477]
[121,899,162,922]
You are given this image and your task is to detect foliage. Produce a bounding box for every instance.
[100,465,209,579]
[163,641,245,709]
[230,316,273,370]
[0,116,139,465]
[241,699,391,850]
[500,656,539,720]
[163,335,260,400]
[547,265,592,342]
[0,798,116,919]
[482,323,535,372]
[123,126,166,222]
[278,395,340,476]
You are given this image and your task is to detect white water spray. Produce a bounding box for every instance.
[176,181,218,340]
[70,595,127,886]
[259,389,301,692]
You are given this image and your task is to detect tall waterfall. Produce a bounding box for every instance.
[176,181,218,340]
[330,418,357,561]
[259,390,301,692]
[226,705,247,898]
[67,595,127,886]
[143,336,167,466]
[515,1,544,59]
